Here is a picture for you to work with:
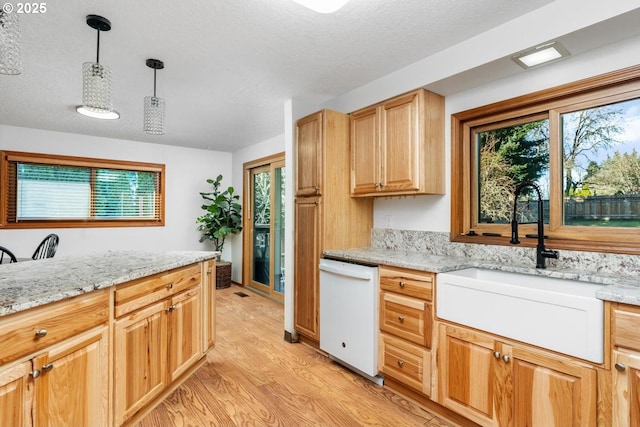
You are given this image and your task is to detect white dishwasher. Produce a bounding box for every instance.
[319,258,382,385]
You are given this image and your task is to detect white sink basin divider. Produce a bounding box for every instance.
[437,268,604,363]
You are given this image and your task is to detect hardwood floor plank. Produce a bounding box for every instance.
[140,285,459,427]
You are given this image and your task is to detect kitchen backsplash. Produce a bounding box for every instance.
[371,228,640,276]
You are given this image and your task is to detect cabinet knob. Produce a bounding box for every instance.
[165,305,176,313]
[42,363,54,373]
[398,315,405,323]
[397,360,404,368]
[166,283,173,290]
[379,183,385,189]
[502,355,510,363]
[615,362,626,372]
[30,369,41,379]
[493,351,501,359]
[35,329,48,338]
[398,281,405,288]
[207,269,212,274]
[314,186,319,192]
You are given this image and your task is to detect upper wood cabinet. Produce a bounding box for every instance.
[351,89,444,197]
[296,111,323,197]
[438,323,597,427]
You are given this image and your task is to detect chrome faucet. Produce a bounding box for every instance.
[510,181,559,268]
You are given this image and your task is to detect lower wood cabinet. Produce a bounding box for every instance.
[0,326,109,427]
[438,323,597,427]
[114,286,202,425]
[611,302,640,426]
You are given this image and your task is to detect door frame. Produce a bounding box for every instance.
[242,152,286,301]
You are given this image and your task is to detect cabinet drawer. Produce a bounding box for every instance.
[379,333,431,396]
[0,290,108,364]
[115,264,201,317]
[379,266,433,301]
[380,292,432,347]
[613,303,640,352]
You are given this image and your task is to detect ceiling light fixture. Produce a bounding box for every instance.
[512,41,570,69]
[292,0,350,13]
[76,15,119,120]
[0,9,22,75]
[144,58,165,135]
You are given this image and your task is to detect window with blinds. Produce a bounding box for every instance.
[1,151,165,228]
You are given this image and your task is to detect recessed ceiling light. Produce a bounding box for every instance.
[512,42,570,69]
[292,0,349,13]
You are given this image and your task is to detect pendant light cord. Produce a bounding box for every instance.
[96,29,101,64]
[153,68,157,97]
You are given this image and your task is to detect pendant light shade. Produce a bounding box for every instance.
[76,15,119,120]
[144,59,165,135]
[0,10,22,75]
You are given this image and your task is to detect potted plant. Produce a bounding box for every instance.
[196,174,242,288]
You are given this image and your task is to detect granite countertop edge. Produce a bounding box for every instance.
[323,248,640,306]
[0,250,220,317]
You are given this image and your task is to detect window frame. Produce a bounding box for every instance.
[0,151,165,229]
[451,65,640,255]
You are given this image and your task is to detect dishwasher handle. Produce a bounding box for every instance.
[319,262,374,281]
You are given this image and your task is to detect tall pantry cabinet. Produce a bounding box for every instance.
[294,109,373,344]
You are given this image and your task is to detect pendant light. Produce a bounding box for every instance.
[0,9,22,75]
[144,58,165,135]
[76,15,119,120]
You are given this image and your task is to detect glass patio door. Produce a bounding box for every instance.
[246,159,285,300]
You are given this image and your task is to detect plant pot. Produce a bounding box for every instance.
[216,260,232,289]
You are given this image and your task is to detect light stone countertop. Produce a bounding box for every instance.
[0,250,219,317]
[323,247,640,306]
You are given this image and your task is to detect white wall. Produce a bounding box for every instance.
[0,124,231,258]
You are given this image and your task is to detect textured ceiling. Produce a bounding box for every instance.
[0,0,557,151]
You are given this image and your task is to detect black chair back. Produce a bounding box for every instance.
[32,234,59,260]
[0,246,18,263]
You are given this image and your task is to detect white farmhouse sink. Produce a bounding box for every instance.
[437,268,604,363]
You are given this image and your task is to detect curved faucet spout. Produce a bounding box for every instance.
[510,181,558,268]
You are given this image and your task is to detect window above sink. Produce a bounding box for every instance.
[452,65,640,255]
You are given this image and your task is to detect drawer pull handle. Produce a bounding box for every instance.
[502,355,510,363]
[30,369,41,379]
[399,281,405,288]
[166,283,174,290]
[397,360,404,368]
[42,363,54,373]
[615,362,626,372]
[35,329,48,338]
[165,305,176,313]
[493,351,501,359]
[398,315,404,323]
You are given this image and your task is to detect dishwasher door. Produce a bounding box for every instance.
[319,258,379,379]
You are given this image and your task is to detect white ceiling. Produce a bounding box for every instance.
[0,0,634,152]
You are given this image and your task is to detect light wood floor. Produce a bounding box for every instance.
[140,284,459,427]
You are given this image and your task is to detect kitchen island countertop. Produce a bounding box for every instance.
[0,250,219,317]
[324,247,640,306]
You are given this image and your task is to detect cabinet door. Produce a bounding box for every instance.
[296,111,323,197]
[379,92,420,193]
[0,361,32,427]
[351,106,380,195]
[114,301,167,426]
[203,260,216,351]
[510,344,596,427]
[35,327,108,427]
[168,287,203,381]
[438,323,499,427]
[294,196,321,341]
[613,350,640,427]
